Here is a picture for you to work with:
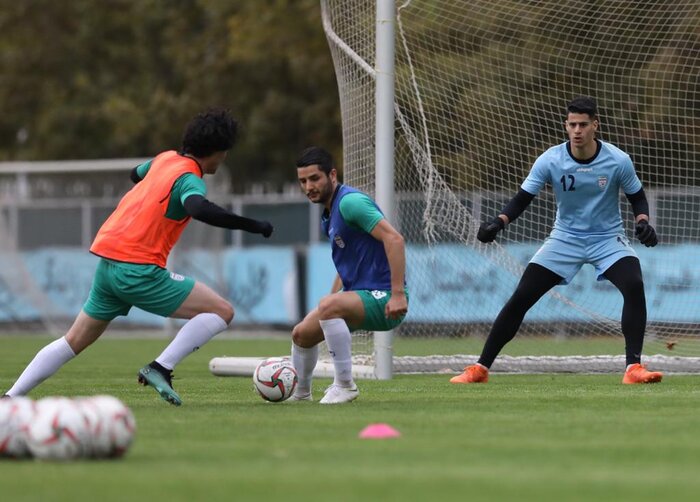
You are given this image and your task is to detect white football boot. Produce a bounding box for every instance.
[319,383,359,404]
[289,391,313,402]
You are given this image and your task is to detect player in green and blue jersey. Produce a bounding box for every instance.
[291,147,408,404]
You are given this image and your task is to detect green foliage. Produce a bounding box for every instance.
[2,1,698,190]
[0,0,341,189]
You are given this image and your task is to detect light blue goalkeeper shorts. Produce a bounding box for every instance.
[530,231,638,285]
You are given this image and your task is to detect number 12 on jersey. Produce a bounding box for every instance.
[560,174,576,191]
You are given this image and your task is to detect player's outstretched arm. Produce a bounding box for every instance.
[370,219,408,320]
[183,194,273,237]
[478,189,535,243]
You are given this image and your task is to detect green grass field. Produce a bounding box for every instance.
[1,336,699,502]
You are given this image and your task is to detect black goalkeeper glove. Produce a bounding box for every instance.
[257,221,274,238]
[635,219,658,247]
[477,216,505,243]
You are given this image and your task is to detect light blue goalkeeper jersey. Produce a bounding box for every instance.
[521,140,642,236]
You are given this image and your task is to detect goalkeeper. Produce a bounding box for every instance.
[3,108,273,405]
[451,96,662,385]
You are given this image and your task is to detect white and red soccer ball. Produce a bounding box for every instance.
[253,357,298,402]
[25,397,90,460]
[76,395,136,458]
[1,395,135,461]
[0,396,36,458]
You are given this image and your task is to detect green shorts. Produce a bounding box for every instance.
[83,259,196,321]
[354,288,409,332]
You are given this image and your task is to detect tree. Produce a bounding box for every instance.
[0,0,342,190]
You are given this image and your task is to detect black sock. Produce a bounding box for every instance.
[149,361,172,376]
[478,264,562,368]
[604,257,646,366]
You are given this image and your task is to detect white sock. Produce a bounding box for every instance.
[6,336,76,397]
[156,313,228,370]
[319,318,354,388]
[291,343,319,395]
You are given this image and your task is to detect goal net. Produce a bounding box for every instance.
[321,0,700,374]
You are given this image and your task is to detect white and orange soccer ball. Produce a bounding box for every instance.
[253,357,298,402]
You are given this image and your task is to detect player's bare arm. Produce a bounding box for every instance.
[370,219,408,320]
[330,274,343,294]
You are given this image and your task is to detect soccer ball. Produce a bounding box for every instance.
[253,357,298,402]
[77,395,136,458]
[26,397,90,461]
[0,397,36,458]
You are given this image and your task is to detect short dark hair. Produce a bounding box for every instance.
[567,96,598,118]
[296,146,334,174]
[181,108,238,157]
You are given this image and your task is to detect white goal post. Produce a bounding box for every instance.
[371,0,397,379]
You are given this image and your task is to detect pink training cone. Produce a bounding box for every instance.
[358,423,401,439]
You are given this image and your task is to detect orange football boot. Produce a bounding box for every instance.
[622,363,663,384]
[449,364,489,384]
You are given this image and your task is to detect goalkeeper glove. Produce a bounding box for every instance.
[477,216,505,243]
[257,221,274,238]
[635,219,658,247]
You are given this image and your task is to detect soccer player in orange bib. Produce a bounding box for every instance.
[3,109,273,405]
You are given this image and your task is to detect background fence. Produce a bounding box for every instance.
[2,163,699,332]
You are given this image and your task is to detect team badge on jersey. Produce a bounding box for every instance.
[333,234,346,248]
[598,176,608,189]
